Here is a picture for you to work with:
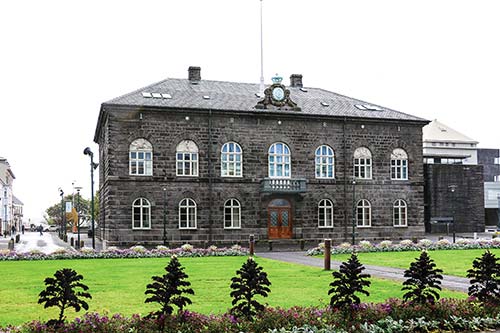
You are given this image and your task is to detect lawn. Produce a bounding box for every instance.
[0,256,464,326]
[333,249,500,277]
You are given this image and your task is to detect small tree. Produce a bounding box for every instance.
[402,251,443,305]
[467,250,500,305]
[328,253,371,309]
[230,257,271,319]
[38,268,91,325]
[145,255,194,317]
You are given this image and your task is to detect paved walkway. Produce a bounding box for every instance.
[257,251,470,293]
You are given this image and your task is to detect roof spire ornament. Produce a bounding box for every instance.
[255,74,300,111]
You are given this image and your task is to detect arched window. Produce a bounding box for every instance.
[268,142,291,178]
[129,138,153,176]
[179,198,197,229]
[132,198,151,229]
[176,140,199,176]
[221,142,242,177]
[315,145,335,178]
[391,148,408,180]
[354,147,372,179]
[356,199,371,227]
[318,199,334,228]
[224,199,241,229]
[393,199,407,227]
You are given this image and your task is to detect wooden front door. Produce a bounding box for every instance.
[268,199,292,239]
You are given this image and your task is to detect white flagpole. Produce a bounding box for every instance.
[259,0,265,96]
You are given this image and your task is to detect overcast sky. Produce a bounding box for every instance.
[1,0,499,223]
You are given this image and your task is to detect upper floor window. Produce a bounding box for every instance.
[494,175,500,182]
[315,145,335,179]
[129,138,153,176]
[179,198,197,229]
[269,142,291,178]
[221,142,242,177]
[224,199,241,229]
[318,199,334,228]
[354,147,372,179]
[356,199,371,227]
[393,199,407,227]
[176,140,198,176]
[494,157,500,165]
[132,198,151,229]
[391,148,408,180]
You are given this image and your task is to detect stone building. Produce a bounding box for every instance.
[478,148,500,228]
[94,67,428,247]
[0,157,15,235]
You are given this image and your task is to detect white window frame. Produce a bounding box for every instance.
[132,198,151,230]
[221,142,243,177]
[129,139,153,176]
[315,145,335,179]
[494,175,500,182]
[354,147,372,179]
[179,198,197,229]
[391,148,408,180]
[494,157,500,165]
[356,199,371,227]
[318,199,334,228]
[176,140,199,177]
[393,199,407,227]
[224,199,241,229]
[268,142,291,178]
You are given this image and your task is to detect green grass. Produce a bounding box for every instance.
[0,256,464,326]
[333,249,500,277]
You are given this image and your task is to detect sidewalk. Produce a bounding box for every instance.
[257,251,470,293]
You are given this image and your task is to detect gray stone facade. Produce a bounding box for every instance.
[94,70,428,247]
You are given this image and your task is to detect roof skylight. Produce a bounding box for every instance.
[203,95,210,100]
[321,102,329,107]
[142,92,152,98]
[152,93,162,99]
[300,87,308,92]
[161,93,172,99]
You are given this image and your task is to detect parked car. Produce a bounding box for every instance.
[48,225,60,232]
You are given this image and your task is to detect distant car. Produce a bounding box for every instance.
[48,225,60,232]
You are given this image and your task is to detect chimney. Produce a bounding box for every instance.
[290,74,303,88]
[188,66,201,83]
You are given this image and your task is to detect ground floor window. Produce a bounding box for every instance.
[179,198,197,229]
[356,199,371,227]
[224,199,241,229]
[393,199,407,227]
[132,198,151,229]
[318,199,333,228]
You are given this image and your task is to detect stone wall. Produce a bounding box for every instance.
[97,106,425,247]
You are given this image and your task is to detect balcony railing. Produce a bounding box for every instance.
[260,178,307,193]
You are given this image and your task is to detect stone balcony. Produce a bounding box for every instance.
[260,178,307,193]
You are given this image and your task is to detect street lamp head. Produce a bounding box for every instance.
[58,188,64,196]
[83,147,93,157]
[92,162,99,170]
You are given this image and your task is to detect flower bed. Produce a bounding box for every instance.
[1,299,499,333]
[307,238,500,256]
[0,244,248,261]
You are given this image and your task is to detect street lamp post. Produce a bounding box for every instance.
[75,186,82,249]
[163,188,167,246]
[352,179,356,245]
[448,184,457,243]
[58,188,64,239]
[83,147,98,249]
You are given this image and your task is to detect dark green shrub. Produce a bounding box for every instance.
[38,268,91,325]
[145,255,194,317]
[402,251,443,305]
[328,253,371,309]
[230,257,271,320]
[467,250,500,305]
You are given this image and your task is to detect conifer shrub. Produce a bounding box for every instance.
[144,255,194,318]
[230,257,271,320]
[402,251,443,305]
[328,253,371,310]
[467,250,500,305]
[38,268,91,326]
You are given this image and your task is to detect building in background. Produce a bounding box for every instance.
[12,195,24,232]
[422,120,485,233]
[478,148,500,229]
[0,157,15,235]
[94,67,428,247]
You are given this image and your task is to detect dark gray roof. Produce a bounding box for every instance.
[103,78,426,122]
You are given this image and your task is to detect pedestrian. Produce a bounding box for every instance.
[11,225,15,235]
[39,224,43,236]
[21,225,25,234]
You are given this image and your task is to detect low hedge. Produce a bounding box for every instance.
[2,299,499,333]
